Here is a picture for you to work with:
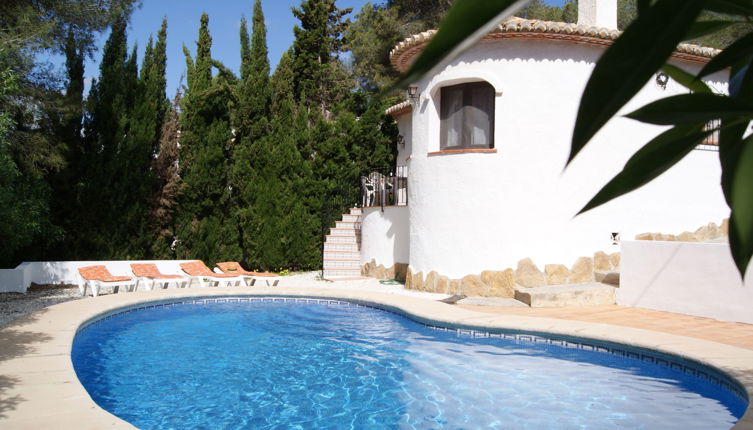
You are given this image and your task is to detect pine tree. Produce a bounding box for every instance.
[291,0,353,116]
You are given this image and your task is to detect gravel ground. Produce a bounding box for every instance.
[0,271,450,329]
[0,285,82,328]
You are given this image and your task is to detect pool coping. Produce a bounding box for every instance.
[2,286,753,429]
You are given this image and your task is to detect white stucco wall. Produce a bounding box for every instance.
[360,206,410,268]
[618,240,753,324]
[396,114,412,167]
[0,260,195,293]
[407,38,728,278]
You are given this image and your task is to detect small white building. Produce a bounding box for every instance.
[359,0,729,296]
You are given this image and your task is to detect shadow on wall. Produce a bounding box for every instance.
[0,308,54,419]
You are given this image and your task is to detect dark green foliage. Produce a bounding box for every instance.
[0,68,60,266]
[3,2,403,273]
[292,0,353,113]
[387,0,454,29]
[346,3,404,91]
[175,13,239,264]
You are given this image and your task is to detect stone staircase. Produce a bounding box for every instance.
[322,208,363,280]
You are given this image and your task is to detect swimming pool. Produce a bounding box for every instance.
[72,297,747,429]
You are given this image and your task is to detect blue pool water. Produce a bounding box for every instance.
[72,298,747,429]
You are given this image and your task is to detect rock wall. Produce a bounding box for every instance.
[361,260,409,281]
[369,250,620,298]
[635,219,728,242]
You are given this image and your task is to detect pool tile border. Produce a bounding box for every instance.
[2,287,753,429]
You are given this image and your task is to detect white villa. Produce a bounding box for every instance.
[353,0,730,297]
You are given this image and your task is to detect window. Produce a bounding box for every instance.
[440,82,495,150]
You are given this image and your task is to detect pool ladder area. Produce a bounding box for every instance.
[322,207,364,280]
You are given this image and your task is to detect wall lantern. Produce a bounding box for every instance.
[655,72,669,90]
[407,85,419,100]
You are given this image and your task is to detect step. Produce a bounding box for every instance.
[323,276,369,282]
[342,214,361,223]
[349,208,362,215]
[323,242,359,252]
[323,251,361,260]
[323,268,362,278]
[336,221,361,230]
[513,283,616,308]
[323,259,362,269]
[325,235,359,244]
[330,227,360,236]
[595,270,620,286]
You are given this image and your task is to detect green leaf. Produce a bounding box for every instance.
[684,19,737,41]
[660,64,711,93]
[625,93,753,124]
[720,59,753,216]
[570,0,705,165]
[728,134,753,277]
[704,0,753,16]
[389,0,529,92]
[699,31,753,77]
[578,124,711,214]
[637,0,652,16]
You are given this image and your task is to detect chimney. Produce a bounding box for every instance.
[578,0,617,29]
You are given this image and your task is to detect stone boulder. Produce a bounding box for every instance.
[481,269,515,298]
[570,256,595,283]
[545,264,571,285]
[514,258,547,287]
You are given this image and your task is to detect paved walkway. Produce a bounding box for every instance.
[456,304,753,351]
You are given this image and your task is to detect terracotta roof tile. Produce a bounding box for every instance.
[390,16,721,73]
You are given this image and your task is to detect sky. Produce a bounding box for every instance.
[70,0,567,97]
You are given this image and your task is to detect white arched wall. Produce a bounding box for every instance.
[406,38,728,278]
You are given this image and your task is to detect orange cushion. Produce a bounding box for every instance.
[217,262,278,277]
[79,265,132,282]
[131,264,183,279]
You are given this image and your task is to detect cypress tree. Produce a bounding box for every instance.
[175,13,239,264]
[150,91,182,259]
[232,0,272,264]
[80,14,133,258]
[48,30,85,259]
[117,19,169,257]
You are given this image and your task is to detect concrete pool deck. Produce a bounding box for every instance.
[1,286,753,429]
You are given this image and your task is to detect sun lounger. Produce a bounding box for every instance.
[130,263,188,291]
[179,261,245,288]
[216,262,281,286]
[77,265,136,297]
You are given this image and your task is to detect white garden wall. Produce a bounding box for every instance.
[406,38,728,278]
[0,260,195,293]
[360,206,410,268]
[618,240,753,324]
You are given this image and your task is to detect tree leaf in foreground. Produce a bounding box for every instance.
[703,0,753,17]
[699,30,753,77]
[578,124,711,214]
[729,134,753,277]
[625,93,753,125]
[570,0,705,164]
[660,63,712,93]
[388,0,528,92]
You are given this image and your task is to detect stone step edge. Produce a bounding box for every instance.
[513,282,616,307]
